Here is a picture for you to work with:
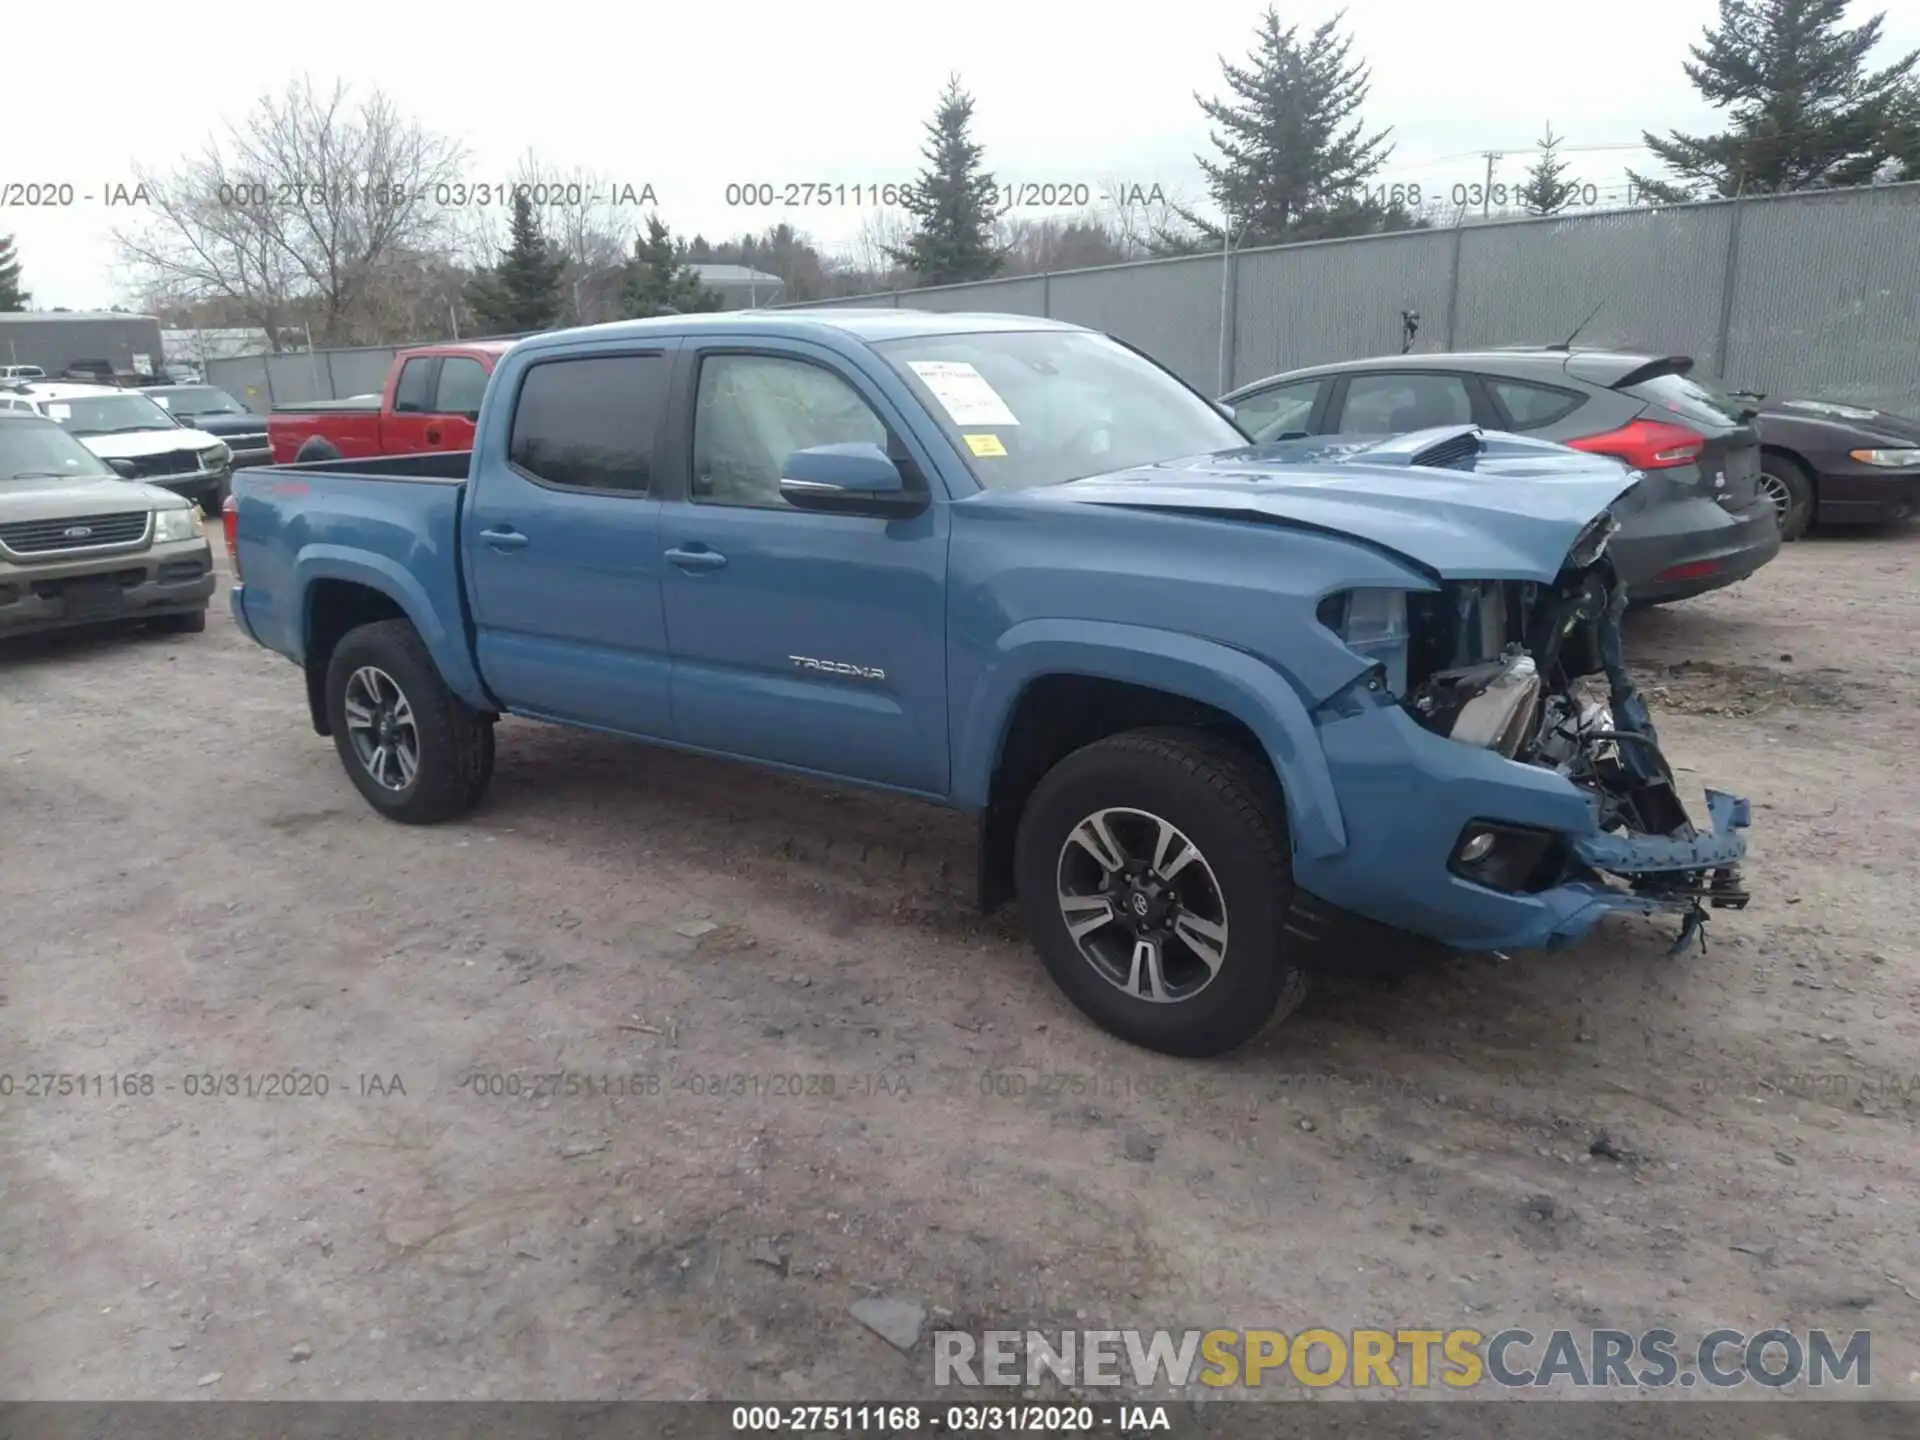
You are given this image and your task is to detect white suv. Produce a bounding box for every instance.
[0,381,232,514]
[0,364,47,381]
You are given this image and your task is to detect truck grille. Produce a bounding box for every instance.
[120,449,204,479]
[0,511,150,555]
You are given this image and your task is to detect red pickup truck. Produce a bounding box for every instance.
[266,341,515,464]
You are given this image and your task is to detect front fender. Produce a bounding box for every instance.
[294,544,491,709]
[954,618,1346,859]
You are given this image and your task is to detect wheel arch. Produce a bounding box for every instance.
[960,622,1346,912]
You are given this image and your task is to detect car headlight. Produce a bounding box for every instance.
[153,507,202,542]
[1851,447,1920,468]
[199,443,231,470]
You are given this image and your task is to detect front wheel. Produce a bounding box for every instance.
[1014,728,1310,1057]
[324,618,495,824]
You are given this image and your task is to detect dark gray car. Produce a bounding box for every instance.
[1221,349,1781,605]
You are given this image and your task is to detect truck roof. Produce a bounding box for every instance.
[510,309,1085,359]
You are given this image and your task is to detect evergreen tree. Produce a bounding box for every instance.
[0,234,28,311]
[1179,7,1401,246]
[1519,124,1582,215]
[1629,0,1918,201]
[1882,79,1920,177]
[619,215,724,318]
[466,191,566,333]
[887,75,1006,285]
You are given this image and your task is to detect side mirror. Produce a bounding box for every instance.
[1215,401,1237,421]
[778,442,925,517]
[106,457,138,479]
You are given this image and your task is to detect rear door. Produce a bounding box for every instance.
[463,341,680,735]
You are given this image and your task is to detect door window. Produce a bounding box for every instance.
[1338,373,1474,433]
[1232,377,1325,441]
[507,353,669,495]
[392,358,436,414]
[692,354,891,508]
[1487,377,1583,430]
[433,357,490,417]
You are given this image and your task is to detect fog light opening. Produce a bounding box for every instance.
[1456,828,1497,865]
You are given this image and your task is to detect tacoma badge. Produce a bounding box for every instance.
[789,654,886,682]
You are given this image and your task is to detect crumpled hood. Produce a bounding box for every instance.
[77,426,223,459]
[1037,429,1641,582]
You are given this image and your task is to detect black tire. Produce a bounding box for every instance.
[295,436,343,464]
[153,609,207,634]
[1759,452,1814,542]
[198,481,228,518]
[324,618,494,824]
[1013,727,1310,1058]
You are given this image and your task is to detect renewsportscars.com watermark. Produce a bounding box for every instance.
[933,1327,1871,1391]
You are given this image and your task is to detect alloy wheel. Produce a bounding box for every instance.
[1758,471,1793,530]
[1054,806,1230,1004]
[342,665,420,792]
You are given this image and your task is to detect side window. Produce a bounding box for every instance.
[1488,377,1582,430]
[508,353,669,494]
[692,354,891,509]
[1233,378,1324,442]
[433,357,490,417]
[1338,373,1474,433]
[393,358,436,415]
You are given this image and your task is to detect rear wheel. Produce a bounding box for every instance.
[324,618,494,823]
[1758,453,1814,541]
[1014,728,1309,1057]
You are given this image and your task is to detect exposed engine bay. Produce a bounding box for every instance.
[1396,512,1751,951]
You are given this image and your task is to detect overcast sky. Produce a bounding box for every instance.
[7,0,1918,310]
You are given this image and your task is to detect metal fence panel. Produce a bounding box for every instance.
[900,276,1049,314]
[327,347,399,398]
[1232,230,1456,389]
[205,356,273,413]
[1725,186,1920,413]
[1047,256,1224,390]
[1452,205,1734,371]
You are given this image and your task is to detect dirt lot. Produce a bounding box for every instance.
[2,523,1917,1404]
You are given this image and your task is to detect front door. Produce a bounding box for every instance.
[463,343,679,735]
[657,340,951,795]
[421,354,490,452]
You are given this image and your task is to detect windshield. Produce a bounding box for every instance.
[0,420,116,482]
[871,330,1246,491]
[38,393,182,437]
[153,387,245,417]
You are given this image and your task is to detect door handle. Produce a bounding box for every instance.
[481,526,529,551]
[665,546,727,572]
[425,426,442,444]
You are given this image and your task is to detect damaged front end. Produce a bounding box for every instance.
[1321,510,1752,954]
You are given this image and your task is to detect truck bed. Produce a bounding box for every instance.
[229,454,491,711]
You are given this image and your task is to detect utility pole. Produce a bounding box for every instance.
[1481,151,1503,218]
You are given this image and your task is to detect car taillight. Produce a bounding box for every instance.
[222,492,242,581]
[1566,419,1707,470]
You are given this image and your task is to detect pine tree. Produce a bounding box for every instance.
[887,75,1006,285]
[1519,124,1582,215]
[1882,79,1920,177]
[1178,7,1400,246]
[1629,0,1918,201]
[466,192,566,333]
[0,234,28,311]
[619,215,724,318]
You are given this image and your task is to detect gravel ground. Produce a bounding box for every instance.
[2,522,1917,1403]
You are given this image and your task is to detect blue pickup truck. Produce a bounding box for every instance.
[227,310,1752,1057]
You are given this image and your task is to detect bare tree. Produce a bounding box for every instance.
[849,209,916,290]
[455,151,640,322]
[115,77,466,348]
[1094,174,1206,257]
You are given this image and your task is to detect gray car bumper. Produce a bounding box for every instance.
[1611,497,1781,605]
[0,537,216,636]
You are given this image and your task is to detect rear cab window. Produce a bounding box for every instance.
[507,353,669,494]
[393,359,437,414]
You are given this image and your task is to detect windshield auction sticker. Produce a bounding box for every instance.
[908,360,1020,427]
[964,433,1008,457]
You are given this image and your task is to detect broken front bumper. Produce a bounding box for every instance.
[1546,788,1752,951]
